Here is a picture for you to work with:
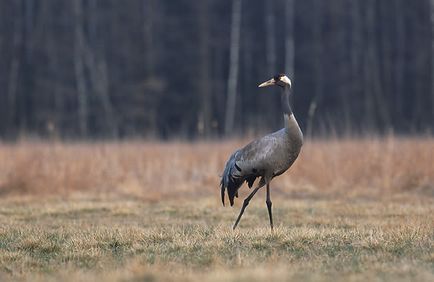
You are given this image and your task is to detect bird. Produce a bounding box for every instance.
[220,74,303,231]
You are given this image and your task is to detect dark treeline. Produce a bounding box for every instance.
[0,0,433,140]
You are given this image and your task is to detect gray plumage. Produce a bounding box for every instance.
[220,74,303,230]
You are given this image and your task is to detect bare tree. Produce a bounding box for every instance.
[306,1,323,137]
[431,0,434,127]
[350,2,361,83]
[284,0,295,78]
[18,0,35,133]
[350,0,362,126]
[6,0,23,135]
[73,0,89,137]
[142,0,160,136]
[144,0,155,77]
[197,0,212,138]
[87,2,118,138]
[379,1,392,120]
[0,0,432,138]
[364,0,387,130]
[265,0,276,75]
[224,0,242,136]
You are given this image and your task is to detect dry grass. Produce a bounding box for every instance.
[0,137,433,281]
[0,198,433,281]
[0,137,433,199]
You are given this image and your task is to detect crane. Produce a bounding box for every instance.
[220,74,303,231]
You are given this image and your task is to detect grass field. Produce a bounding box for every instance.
[0,137,433,281]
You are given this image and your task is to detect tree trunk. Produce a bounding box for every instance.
[431,0,434,130]
[197,0,212,138]
[265,0,276,75]
[284,0,295,78]
[73,0,89,137]
[87,2,118,138]
[306,1,323,138]
[143,0,159,137]
[350,0,362,131]
[365,0,387,131]
[144,0,155,77]
[224,0,242,136]
[18,0,35,135]
[263,0,278,128]
[380,1,392,127]
[7,1,23,137]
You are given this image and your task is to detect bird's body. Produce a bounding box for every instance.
[220,74,303,230]
[221,115,302,206]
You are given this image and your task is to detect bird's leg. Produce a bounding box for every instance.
[232,186,261,230]
[266,183,273,231]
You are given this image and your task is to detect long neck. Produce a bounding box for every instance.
[281,86,293,129]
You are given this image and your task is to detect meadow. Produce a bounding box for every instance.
[0,137,433,281]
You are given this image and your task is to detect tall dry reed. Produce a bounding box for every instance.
[0,137,432,200]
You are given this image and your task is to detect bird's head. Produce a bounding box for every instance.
[258,74,292,88]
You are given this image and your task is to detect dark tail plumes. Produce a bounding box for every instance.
[220,151,257,206]
[221,151,241,206]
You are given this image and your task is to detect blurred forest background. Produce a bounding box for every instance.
[0,0,433,140]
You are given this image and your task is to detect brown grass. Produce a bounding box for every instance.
[0,137,433,281]
[0,137,433,199]
[0,197,433,281]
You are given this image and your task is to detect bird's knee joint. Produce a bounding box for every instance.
[266,200,272,207]
[243,199,250,207]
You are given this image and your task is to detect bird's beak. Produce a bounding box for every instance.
[258,78,275,88]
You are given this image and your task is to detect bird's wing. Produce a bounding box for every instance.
[220,150,245,206]
[220,133,280,206]
[235,134,281,173]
